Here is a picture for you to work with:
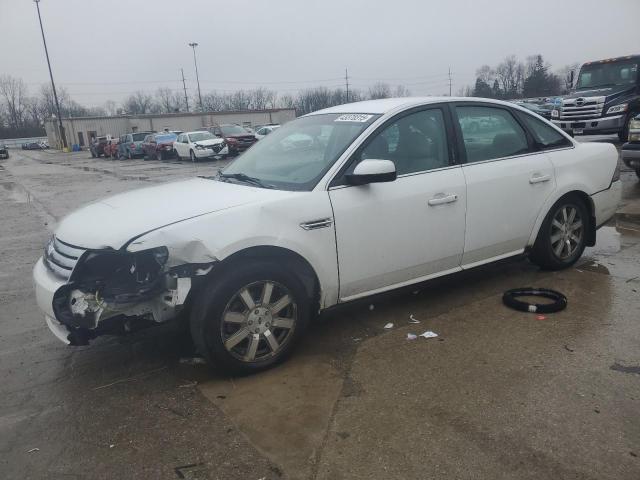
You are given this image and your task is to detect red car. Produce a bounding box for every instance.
[103,138,120,159]
[142,132,178,160]
[210,124,257,156]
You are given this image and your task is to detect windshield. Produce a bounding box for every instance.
[155,133,177,142]
[220,113,379,191]
[188,132,215,142]
[576,61,638,90]
[220,124,249,136]
[132,133,148,141]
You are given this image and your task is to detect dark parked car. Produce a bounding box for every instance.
[210,124,257,155]
[118,132,153,159]
[90,136,109,157]
[515,102,555,120]
[0,143,8,159]
[142,132,178,160]
[23,142,44,150]
[621,113,640,179]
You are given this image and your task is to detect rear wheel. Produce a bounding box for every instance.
[190,261,310,374]
[157,150,164,160]
[529,195,589,270]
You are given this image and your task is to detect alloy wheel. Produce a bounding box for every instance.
[550,205,583,260]
[220,280,297,363]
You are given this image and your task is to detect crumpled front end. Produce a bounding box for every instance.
[34,236,214,345]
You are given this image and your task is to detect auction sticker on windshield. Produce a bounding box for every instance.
[335,114,374,122]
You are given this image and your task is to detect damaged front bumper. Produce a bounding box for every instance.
[33,245,212,346]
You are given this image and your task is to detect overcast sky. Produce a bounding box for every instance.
[0,0,638,106]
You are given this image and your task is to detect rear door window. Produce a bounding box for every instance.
[456,106,530,162]
[517,112,572,150]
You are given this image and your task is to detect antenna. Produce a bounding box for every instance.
[448,67,452,96]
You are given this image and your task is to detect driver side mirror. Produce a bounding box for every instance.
[345,159,397,186]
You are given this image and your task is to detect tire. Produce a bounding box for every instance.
[175,150,181,161]
[157,150,164,161]
[190,261,310,374]
[190,150,196,162]
[128,150,133,160]
[635,168,640,179]
[529,195,590,270]
[91,151,96,158]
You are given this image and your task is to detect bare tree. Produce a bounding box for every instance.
[103,100,118,116]
[124,91,154,114]
[393,85,411,97]
[155,87,180,113]
[496,55,525,98]
[368,82,392,99]
[0,75,28,129]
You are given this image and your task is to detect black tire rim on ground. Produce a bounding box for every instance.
[502,288,567,314]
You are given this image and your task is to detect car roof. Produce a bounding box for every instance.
[184,130,212,135]
[307,96,527,116]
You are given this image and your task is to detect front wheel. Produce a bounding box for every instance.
[190,261,310,374]
[529,195,589,270]
[190,150,196,162]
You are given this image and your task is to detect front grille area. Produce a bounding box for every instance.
[44,236,86,280]
[560,96,605,121]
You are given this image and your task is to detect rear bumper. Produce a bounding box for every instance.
[592,180,622,227]
[552,114,625,134]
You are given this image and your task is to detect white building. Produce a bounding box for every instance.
[45,108,296,149]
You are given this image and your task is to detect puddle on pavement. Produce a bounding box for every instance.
[1,181,31,204]
[580,222,640,279]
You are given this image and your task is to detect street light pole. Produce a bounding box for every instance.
[34,0,67,150]
[188,42,203,112]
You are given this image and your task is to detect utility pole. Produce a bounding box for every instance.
[34,0,67,150]
[181,68,190,113]
[448,67,452,96]
[345,68,349,103]
[188,42,203,111]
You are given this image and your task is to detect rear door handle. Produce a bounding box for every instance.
[428,193,458,206]
[529,174,551,184]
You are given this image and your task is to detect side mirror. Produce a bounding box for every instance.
[568,70,574,89]
[345,159,397,186]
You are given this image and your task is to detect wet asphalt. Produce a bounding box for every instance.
[1,141,639,479]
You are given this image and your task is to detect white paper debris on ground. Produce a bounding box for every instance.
[369,304,375,311]
[353,337,362,343]
[409,314,420,324]
[109,444,115,449]
[27,448,39,453]
[383,322,394,329]
[407,333,417,340]
[419,331,438,339]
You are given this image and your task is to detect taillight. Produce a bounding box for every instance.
[130,143,135,148]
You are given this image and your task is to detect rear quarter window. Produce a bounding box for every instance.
[517,111,572,150]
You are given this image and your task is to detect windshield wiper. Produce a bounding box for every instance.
[216,171,274,189]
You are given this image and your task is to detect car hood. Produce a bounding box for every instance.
[55,178,289,250]
[564,84,635,101]
[194,139,224,147]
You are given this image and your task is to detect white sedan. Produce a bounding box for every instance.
[254,124,280,140]
[173,131,228,161]
[33,97,621,373]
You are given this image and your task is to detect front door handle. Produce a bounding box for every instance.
[428,193,458,206]
[529,174,551,184]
